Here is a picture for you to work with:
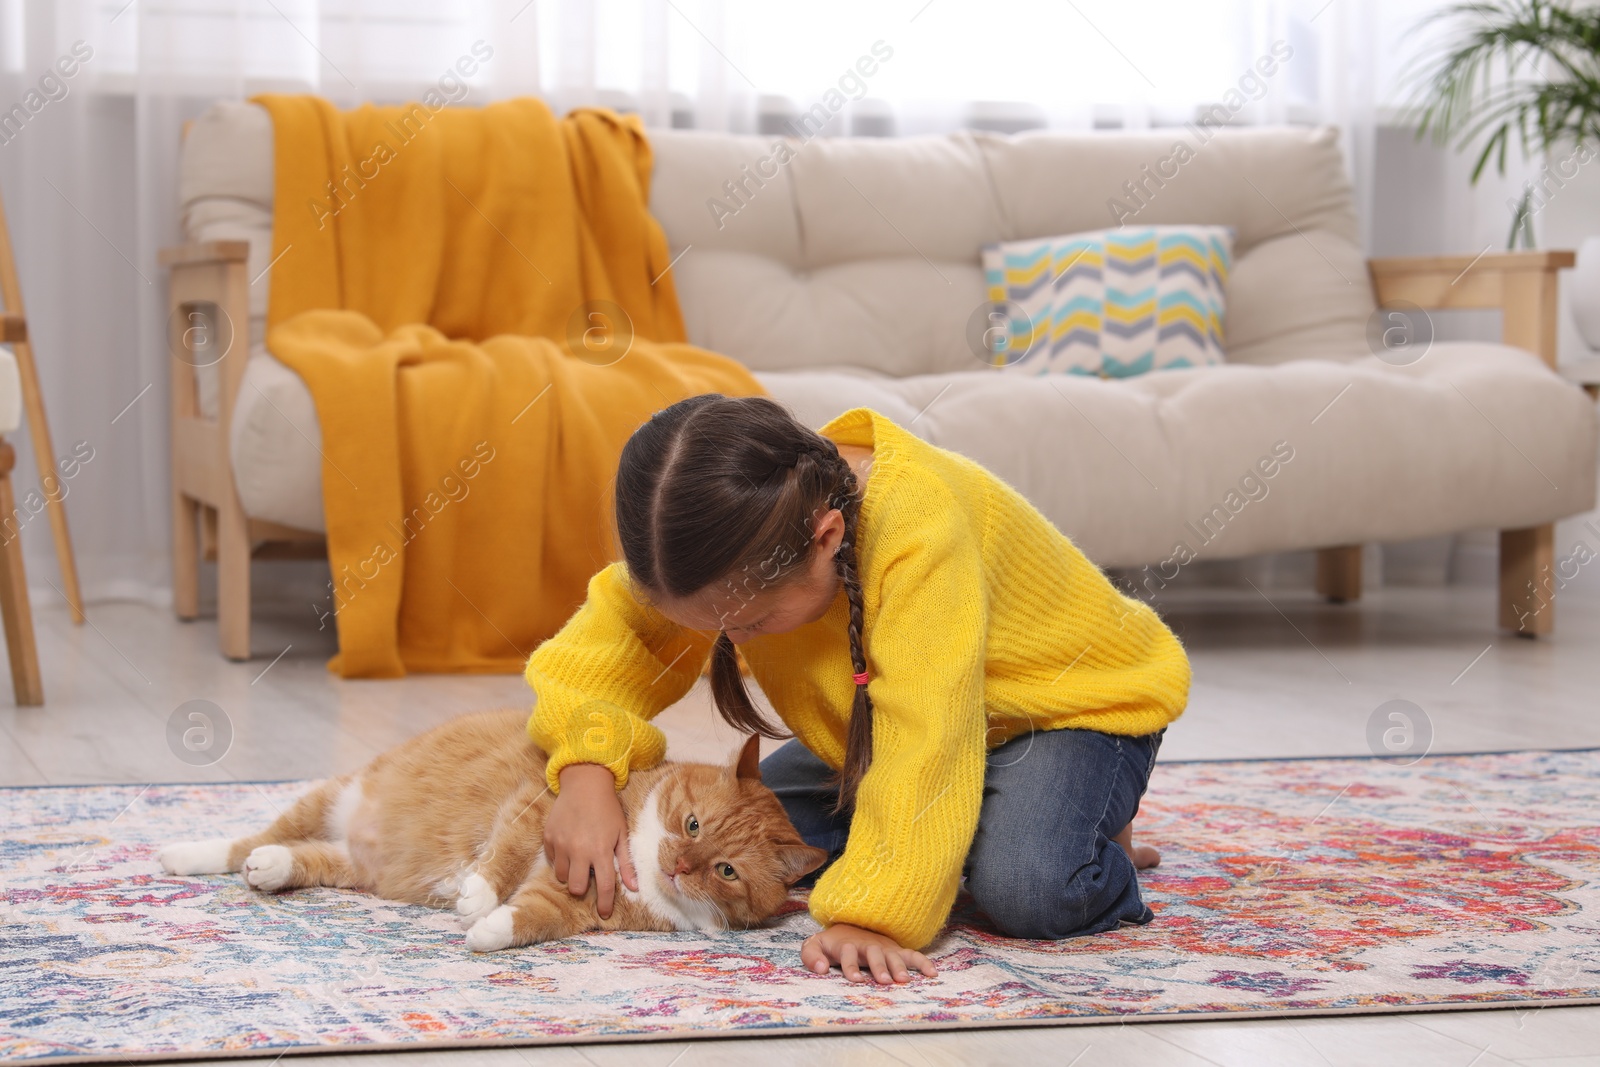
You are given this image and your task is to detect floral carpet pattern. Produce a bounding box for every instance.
[4,749,1600,1062]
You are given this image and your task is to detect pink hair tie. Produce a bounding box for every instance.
[852,671,870,685]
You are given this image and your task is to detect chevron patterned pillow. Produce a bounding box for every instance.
[980,225,1233,377]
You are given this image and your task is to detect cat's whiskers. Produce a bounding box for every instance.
[665,870,728,928]
[660,846,734,928]
[625,782,727,932]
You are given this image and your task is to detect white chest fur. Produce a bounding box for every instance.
[324,778,379,884]
[622,783,725,933]
[326,778,365,841]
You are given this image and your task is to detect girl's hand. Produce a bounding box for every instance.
[801,922,938,984]
[544,763,639,918]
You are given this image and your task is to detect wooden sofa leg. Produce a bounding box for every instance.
[217,498,251,661]
[0,442,43,705]
[1499,524,1555,636]
[172,490,200,621]
[1315,545,1363,603]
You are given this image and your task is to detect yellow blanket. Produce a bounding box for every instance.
[253,95,766,678]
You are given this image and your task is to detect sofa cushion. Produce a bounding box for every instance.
[228,343,1597,568]
[981,225,1233,376]
[765,344,1597,567]
[229,345,328,534]
[976,127,1359,258]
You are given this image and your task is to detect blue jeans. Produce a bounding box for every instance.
[760,724,1165,940]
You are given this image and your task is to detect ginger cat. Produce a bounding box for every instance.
[159,709,827,951]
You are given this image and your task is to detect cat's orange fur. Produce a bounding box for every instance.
[159,709,826,951]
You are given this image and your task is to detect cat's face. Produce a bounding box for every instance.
[644,737,827,928]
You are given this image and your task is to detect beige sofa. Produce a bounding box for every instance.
[164,102,1598,659]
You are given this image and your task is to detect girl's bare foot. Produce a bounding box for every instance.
[1113,822,1161,869]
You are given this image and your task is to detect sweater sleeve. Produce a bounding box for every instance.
[525,562,715,793]
[806,509,990,951]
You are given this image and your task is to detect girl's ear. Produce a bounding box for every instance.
[733,733,763,780]
[812,507,845,556]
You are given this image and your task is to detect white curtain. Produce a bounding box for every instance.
[0,0,1453,607]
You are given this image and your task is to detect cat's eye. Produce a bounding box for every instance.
[685,814,699,838]
[716,862,738,881]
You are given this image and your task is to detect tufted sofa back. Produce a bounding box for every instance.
[179,103,1376,378]
[648,125,1374,376]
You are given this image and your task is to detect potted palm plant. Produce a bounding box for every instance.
[1409,0,1600,346]
[1410,0,1600,248]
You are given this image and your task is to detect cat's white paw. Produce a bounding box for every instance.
[159,838,236,875]
[242,845,294,892]
[466,905,517,952]
[455,872,498,925]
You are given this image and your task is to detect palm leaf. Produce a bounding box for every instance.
[1403,0,1600,181]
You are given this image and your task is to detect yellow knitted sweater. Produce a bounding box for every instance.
[524,406,1191,949]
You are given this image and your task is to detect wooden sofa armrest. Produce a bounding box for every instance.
[158,240,252,424]
[1368,250,1574,368]
[161,238,255,643]
[1,315,23,343]
[1366,249,1580,637]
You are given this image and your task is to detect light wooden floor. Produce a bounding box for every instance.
[5,540,1600,1064]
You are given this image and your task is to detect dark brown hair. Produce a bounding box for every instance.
[615,394,874,812]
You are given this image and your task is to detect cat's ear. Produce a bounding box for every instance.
[778,843,829,884]
[732,734,763,781]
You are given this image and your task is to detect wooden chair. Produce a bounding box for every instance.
[0,419,42,705]
[0,188,89,703]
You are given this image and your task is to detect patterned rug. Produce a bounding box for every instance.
[4,749,1600,1062]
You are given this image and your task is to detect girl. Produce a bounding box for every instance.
[527,394,1190,985]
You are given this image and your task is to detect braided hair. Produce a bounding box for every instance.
[615,394,875,813]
